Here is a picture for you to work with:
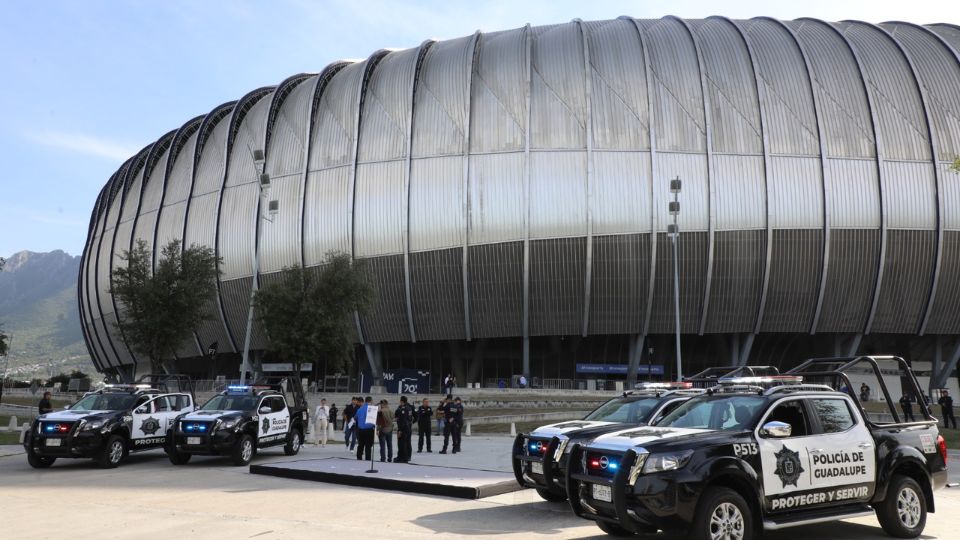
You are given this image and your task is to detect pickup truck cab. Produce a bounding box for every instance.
[24,376,195,469]
[566,357,948,539]
[167,381,308,466]
[512,382,704,502]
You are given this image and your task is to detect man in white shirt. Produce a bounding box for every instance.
[314,398,330,447]
[519,375,527,389]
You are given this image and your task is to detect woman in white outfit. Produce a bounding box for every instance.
[314,398,330,447]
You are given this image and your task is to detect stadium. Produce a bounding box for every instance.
[80,16,960,391]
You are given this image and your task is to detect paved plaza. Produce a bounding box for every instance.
[2,437,960,539]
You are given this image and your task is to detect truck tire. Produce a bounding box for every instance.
[284,429,303,456]
[167,446,192,465]
[596,520,634,536]
[536,488,567,502]
[690,486,753,540]
[96,435,126,469]
[27,450,56,469]
[876,474,927,538]
[232,434,255,466]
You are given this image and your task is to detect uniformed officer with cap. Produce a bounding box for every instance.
[416,398,433,453]
[394,396,415,463]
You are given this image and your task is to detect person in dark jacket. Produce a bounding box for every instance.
[343,397,358,450]
[417,398,433,453]
[38,392,54,415]
[939,390,956,429]
[440,397,464,454]
[394,396,415,463]
[329,403,339,431]
[899,395,915,423]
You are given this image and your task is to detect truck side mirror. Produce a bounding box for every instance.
[259,406,272,415]
[760,421,792,438]
[135,406,148,414]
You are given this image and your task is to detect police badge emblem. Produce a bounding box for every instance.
[262,417,271,435]
[774,445,804,487]
[140,416,161,435]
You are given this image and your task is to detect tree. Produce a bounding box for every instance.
[951,157,960,173]
[111,239,220,373]
[0,256,6,357]
[254,252,374,376]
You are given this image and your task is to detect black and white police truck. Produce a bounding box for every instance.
[166,379,308,466]
[23,375,195,469]
[566,357,948,539]
[512,382,704,502]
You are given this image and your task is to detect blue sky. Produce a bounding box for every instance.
[1,0,957,257]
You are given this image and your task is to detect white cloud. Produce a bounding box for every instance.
[25,130,140,162]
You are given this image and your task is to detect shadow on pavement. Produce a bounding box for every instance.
[413,502,936,539]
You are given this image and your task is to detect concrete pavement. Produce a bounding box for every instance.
[1,438,959,539]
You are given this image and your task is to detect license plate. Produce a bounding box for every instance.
[45,438,62,447]
[531,461,543,475]
[592,483,612,502]
[187,437,202,445]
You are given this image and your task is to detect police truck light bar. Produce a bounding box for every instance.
[718,375,803,385]
[636,382,693,390]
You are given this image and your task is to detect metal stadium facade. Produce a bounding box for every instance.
[80,16,960,387]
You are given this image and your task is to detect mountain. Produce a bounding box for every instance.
[0,250,93,379]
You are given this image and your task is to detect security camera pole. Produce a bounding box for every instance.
[668,177,682,382]
[240,149,277,385]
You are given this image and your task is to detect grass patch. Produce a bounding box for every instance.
[0,431,22,445]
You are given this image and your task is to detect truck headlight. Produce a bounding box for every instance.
[219,417,240,430]
[628,452,649,486]
[81,419,106,431]
[641,450,693,474]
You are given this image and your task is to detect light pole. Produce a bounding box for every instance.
[668,177,682,382]
[239,149,277,385]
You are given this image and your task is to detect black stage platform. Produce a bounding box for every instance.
[250,457,522,499]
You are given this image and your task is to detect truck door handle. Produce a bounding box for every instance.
[810,448,824,453]
[858,443,873,449]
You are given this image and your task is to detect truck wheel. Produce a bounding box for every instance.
[876,474,927,538]
[284,429,303,456]
[690,486,753,540]
[596,520,634,536]
[536,488,567,502]
[27,450,56,469]
[232,434,255,466]
[167,447,192,465]
[96,435,126,468]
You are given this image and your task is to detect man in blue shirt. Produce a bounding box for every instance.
[354,396,376,461]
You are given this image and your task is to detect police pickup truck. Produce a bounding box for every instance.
[23,376,195,469]
[166,381,308,466]
[513,382,704,502]
[566,357,948,539]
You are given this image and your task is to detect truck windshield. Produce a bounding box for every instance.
[201,395,258,411]
[70,393,138,411]
[584,397,661,423]
[657,395,766,431]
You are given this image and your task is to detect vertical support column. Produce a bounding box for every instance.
[522,24,533,376]
[462,32,481,341]
[364,342,384,393]
[672,18,715,336]
[767,19,832,335]
[626,334,646,387]
[621,17,659,337]
[576,19,595,338]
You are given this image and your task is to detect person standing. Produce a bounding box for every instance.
[377,399,394,463]
[394,396,415,463]
[355,396,376,461]
[518,375,527,389]
[443,374,452,395]
[939,390,956,429]
[329,403,339,431]
[343,397,358,450]
[440,396,463,454]
[452,397,464,453]
[899,395,915,423]
[314,398,330,446]
[860,383,870,402]
[38,391,54,415]
[416,398,433,453]
[436,395,449,436]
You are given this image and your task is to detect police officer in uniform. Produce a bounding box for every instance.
[440,396,464,454]
[417,398,433,453]
[394,396,415,463]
